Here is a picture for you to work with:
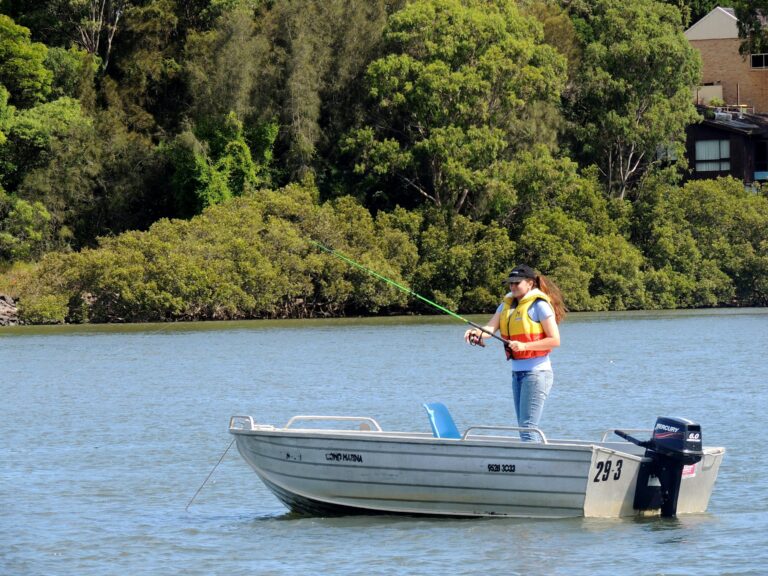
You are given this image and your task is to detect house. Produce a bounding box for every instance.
[686,107,768,183]
[684,7,768,183]
[684,6,768,112]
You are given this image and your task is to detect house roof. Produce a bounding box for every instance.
[696,106,768,136]
[685,6,738,40]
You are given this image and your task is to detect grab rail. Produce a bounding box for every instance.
[462,425,548,444]
[229,415,256,430]
[600,428,651,443]
[284,415,383,432]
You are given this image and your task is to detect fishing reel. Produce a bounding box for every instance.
[468,331,486,347]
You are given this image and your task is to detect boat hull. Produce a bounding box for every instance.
[230,423,724,519]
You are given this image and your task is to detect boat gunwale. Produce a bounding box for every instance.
[229,420,725,458]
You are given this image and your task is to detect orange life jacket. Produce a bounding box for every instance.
[499,289,552,361]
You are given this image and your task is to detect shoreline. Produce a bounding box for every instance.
[2,305,766,331]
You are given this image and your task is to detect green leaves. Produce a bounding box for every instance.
[0,14,52,107]
[0,189,51,261]
[565,0,700,198]
[165,112,274,216]
[9,181,417,322]
[2,1,767,319]
[630,177,768,307]
[345,0,566,217]
[733,1,768,55]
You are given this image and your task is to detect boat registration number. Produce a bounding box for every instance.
[593,459,623,482]
[487,463,516,473]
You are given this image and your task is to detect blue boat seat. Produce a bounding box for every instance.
[423,402,461,439]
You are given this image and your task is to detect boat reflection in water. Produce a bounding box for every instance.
[229,403,724,519]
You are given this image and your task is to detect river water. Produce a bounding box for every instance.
[2,309,767,575]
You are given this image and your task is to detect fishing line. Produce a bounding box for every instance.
[308,240,507,345]
[185,438,235,511]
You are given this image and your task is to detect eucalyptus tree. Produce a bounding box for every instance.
[563,0,701,200]
[343,0,566,217]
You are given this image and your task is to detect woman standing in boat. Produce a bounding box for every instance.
[464,265,566,441]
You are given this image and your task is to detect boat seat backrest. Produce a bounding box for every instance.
[423,402,461,439]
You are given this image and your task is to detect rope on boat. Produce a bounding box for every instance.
[185,438,235,511]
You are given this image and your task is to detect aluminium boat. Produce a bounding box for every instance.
[229,404,724,519]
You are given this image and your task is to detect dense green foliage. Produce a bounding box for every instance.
[563,0,700,199]
[343,0,566,217]
[658,1,719,27]
[11,181,513,322]
[732,1,768,55]
[0,0,766,324]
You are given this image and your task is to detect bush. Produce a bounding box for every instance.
[17,293,68,324]
[10,180,423,322]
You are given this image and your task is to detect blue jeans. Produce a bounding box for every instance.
[511,370,553,442]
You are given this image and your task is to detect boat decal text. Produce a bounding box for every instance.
[325,452,363,463]
[593,459,623,482]
[487,463,516,473]
[655,423,679,433]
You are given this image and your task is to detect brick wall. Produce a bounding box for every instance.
[690,38,768,112]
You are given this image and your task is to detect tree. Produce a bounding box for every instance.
[166,112,272,216]
[0,14,52,107]
[70,0,127,71]
[520,0,581,86]
[657,1,720,28]
[0,187,52,261]
[44,46,98,100]
[0,85,11,145]
[0,96,87,192]
[184,6,266,125]
[564,0,701,199]
[629,176,768,307]
[732,1,768,56]
[0,97,107,250]
[247,0,396,180]
[343,0,566,217]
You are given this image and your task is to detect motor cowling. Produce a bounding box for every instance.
[650,417,704,465]
[615,417,704,517]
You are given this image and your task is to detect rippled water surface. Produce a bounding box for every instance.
[3,309,768,575]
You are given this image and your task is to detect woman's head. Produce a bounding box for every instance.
[503,264,567,323]
[504,264,536,296]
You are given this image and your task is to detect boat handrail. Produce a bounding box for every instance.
[230,415,256,430]
[600,428,651,443]
[283,415,383,432]
[462,426,547,444]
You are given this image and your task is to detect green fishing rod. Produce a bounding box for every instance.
[309,240,507,346]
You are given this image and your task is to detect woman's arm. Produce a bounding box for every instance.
[463,311,501,343]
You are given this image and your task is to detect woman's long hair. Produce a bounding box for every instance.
[535,274,567,324]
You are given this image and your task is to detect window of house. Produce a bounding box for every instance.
[752,53,768,68]
[695,140,730,172]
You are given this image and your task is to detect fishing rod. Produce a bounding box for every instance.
[308,239,507,346]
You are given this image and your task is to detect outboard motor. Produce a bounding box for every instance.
[615,417,704,517]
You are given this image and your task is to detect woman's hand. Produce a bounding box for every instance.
[464,329,485,347]
[507,340,526,352]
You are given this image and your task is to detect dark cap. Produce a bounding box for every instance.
[503,264,537,284]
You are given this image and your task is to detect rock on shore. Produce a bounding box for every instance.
[0,294,18,326]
